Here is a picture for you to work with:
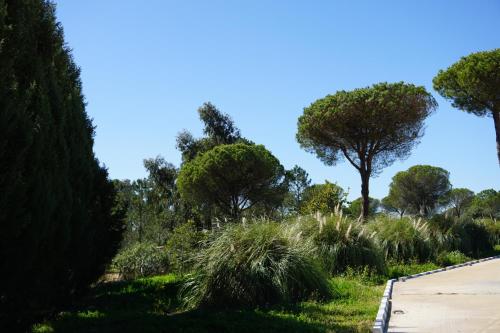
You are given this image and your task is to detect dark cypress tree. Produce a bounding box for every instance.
[0,0,124,328]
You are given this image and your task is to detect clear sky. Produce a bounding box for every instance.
[55,0,500,200]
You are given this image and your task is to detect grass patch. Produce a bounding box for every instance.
[32,274,383,333]
[386,262,440,279]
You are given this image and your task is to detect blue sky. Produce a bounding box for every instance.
[55,0,500,200]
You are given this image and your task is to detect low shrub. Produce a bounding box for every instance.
[436,250,471,266]
[369,217,433,262]
[181,221,332,308]
[112,242,169,279]
[297,212,385,274]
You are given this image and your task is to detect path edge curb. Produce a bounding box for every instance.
[371,254,500,333]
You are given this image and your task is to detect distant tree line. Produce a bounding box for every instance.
[114,102,499,255]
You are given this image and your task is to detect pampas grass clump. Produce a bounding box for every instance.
[181,221,332,308]
[368,216,432,262]
[297,210,385,274]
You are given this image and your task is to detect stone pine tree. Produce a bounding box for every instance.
[297,82,437,218]
[443,188,474,218]
[433,49,500,166]
[388,165,451,217]
[177,143,286,221]
[0,0,123,328]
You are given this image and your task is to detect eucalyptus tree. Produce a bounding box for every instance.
[434,49,500,165]
[283,165,312,214]
[176,102,248,163]
[297,82,437,218]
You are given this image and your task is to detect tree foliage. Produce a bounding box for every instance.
[300,181,347,215]
[177,143,286,221]
[443,188,474,218]
[0,0,123,327]
[176,102,248,163]
[381,189,410,219]
[282,165,312,215]
[297,82,436,218]
[348,197,380,218]
[388,165,451,217]
[467,189,500,219]
[433,49,500,165]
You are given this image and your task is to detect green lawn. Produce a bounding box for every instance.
[32,274,384,333]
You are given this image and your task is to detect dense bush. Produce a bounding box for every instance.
[369,217,433,262]
[181,221,332,308]
[297,212,385,274]
[113,243,169,279]
[0,1,123,328]
[426,215,495,258]
[436,251,471,266]
[477,218,500,247]
[458,221,492,257]
[299,181,347,215]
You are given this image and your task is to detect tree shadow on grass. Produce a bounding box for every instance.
[37,278,369,333]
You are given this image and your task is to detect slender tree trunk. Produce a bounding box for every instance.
[493,108,500,167]
[360,171,370,219]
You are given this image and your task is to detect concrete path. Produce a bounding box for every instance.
[388,258,500,333]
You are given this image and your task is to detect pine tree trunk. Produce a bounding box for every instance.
[360,172,370,219]
[493,108,500,167]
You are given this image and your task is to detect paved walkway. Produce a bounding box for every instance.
[388,258,500,333]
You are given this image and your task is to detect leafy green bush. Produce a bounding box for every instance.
[113,242,169,279]
[369,216,433,262]
[297,212,385,274]
[436,251,471,266]
[181,221,332,308]
[165,221,207,274]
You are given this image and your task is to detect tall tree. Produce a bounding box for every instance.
[0,0,123,327]
[443,188,474,218]
[467,189,500,219]
[388,165,452,217]
[297,82,437,218]
[176,102,247,163]
[177,143,286,221]
[433,49,500,165]
[381,190,409,219]
[283,165,312,214]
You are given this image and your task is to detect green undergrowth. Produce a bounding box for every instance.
[386,262,440,279]
[32,257,490,333]
[32,274,383,333]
